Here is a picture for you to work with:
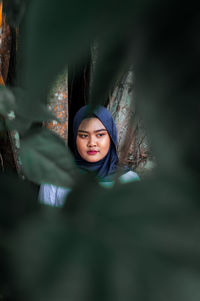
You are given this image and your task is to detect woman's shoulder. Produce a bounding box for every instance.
[119,170,140,183]
[116,165,140,182]
[39,183,71,207]
[99,168,140,188]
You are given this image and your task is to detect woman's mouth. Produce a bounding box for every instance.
[87,150,99,155]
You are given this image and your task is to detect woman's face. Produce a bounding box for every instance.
[76,117,111,162]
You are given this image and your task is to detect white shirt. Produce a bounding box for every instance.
[39,171,140,207]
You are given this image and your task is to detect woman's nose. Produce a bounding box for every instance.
[88,136,97,147]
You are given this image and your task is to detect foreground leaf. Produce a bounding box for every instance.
[89,35,133,109]
[20,127,78,187]
[9,171,200,301]
[0,172,40,300]
[4,0,27,26]
[22,0,141,113]
[0,172,39,231]
[0,86,15,116]
[0,87,59,134]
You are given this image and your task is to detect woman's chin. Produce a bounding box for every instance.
[85,156,101,163]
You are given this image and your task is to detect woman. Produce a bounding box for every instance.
[39,105,139,206]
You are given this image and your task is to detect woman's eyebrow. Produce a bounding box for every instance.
[78,129,107,133]
[94,129,107,133]
[78,130,88,133]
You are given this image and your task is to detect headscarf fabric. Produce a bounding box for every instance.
[73,105,118,180]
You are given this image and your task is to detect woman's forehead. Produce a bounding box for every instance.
[78,117,106,131]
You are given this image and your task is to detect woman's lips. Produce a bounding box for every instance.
[87,150,98,155]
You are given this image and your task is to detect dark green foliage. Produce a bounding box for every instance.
[0,0,200,300]
[4,0,27,26]
[89,36,133,109]
[0,172,39,230]
[0,86,58,135]
[20,127,77,187]
[0,172,39,300]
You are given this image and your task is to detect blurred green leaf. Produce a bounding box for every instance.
[20,127,78,187]
[0,87,59,134]
[4,0,27,26]
[133,5,200,174]
[0,116,6,131]
[0,86,16,116]
[66,172,200,260]
[22,0,145,112]
[9,172,200,301]
[89,36,133,109]
[6,104,59,135]
[0,172,39,231]
[13,88,61,126]
[10,209,99,301]
[0,172,40,300]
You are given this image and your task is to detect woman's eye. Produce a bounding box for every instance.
[79,134,88,138]
[97,133,105,137]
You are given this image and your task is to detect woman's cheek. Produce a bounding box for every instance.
[101,136,110,152]
[76,138,84,153]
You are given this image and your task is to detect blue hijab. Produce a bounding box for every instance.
[73,105,118,180]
